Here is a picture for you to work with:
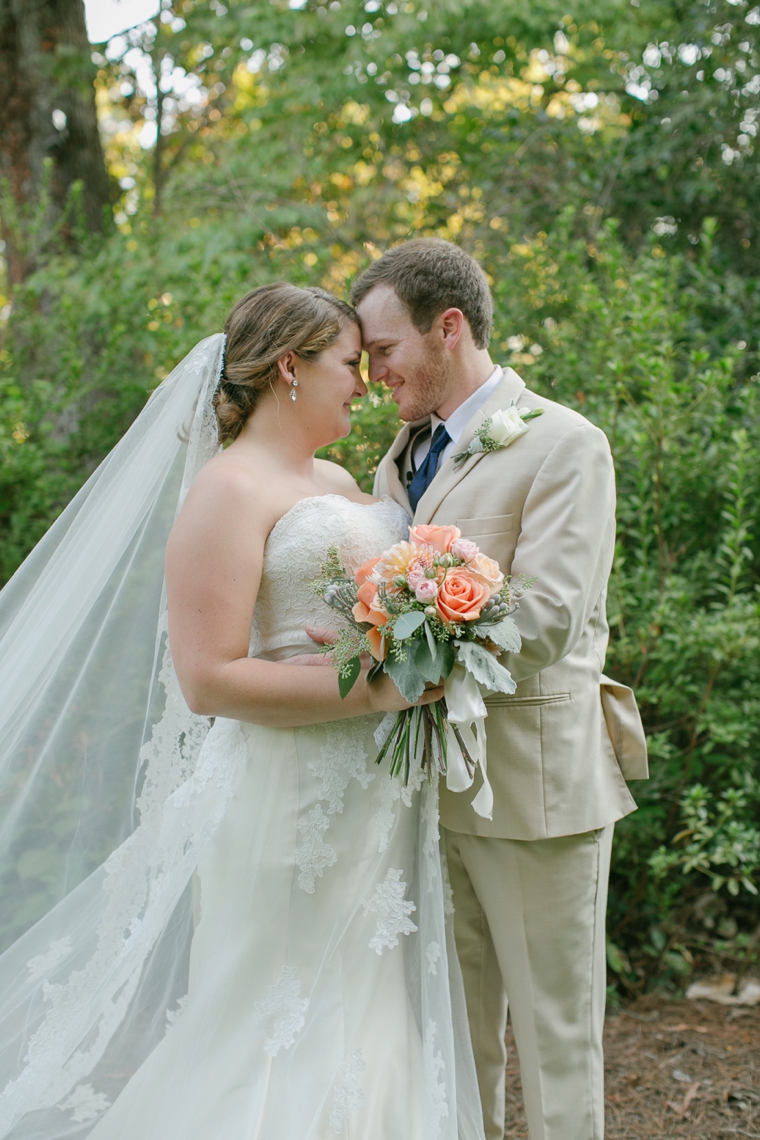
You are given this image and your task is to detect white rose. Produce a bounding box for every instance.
[486,405,528,446]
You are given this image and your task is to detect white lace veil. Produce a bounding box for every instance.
[0,334,236,1137]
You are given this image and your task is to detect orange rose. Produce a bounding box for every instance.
[355,555,381,587]
[366,625,388,661]
[352,580,389,627]
[408,523,461,554]
[469,552,504,595]
[436,569,491,623]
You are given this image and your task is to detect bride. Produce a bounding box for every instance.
[0,283,485,1139]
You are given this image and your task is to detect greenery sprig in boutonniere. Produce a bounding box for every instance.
[453,401,544,470]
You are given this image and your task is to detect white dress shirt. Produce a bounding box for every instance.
[412,365,503,471]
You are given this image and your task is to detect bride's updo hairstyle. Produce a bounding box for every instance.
[215,281,358,443]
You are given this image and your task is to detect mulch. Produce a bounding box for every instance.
[503,994,759,1139]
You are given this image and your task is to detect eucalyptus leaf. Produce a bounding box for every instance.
[414,639,442,684]
[476,616,521,654]
[338,656,361,699]
[385,651,427,704]
[454,641,516,695]
[415,629,456,684]
[393,610,427,640]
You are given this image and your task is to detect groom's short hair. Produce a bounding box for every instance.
[351,238,493,350]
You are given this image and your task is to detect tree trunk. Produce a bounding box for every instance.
[0,0,111,281]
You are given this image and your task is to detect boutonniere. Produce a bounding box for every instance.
[452,402,544,470]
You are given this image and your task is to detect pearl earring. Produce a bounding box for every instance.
[290,379,298,403]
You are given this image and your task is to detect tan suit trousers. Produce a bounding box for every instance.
[443,826,613,1140]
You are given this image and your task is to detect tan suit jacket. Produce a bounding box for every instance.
[374,367,647,841]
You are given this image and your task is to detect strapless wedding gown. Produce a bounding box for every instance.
[87,494,484,1140]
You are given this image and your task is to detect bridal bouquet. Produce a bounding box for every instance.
[313,524,529,818]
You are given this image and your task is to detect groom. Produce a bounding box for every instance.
[352,239,647,1140]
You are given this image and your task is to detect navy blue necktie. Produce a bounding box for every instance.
[408,424,451,512]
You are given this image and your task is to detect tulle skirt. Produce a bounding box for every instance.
[86,715,483,1140]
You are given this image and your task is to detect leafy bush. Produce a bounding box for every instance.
[3,206,758,989]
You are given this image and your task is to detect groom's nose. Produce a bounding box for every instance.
[366,353,387,383]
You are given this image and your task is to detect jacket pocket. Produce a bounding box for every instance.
[600,675,649,780]
[485,692,571,708]
[456,512,514,537]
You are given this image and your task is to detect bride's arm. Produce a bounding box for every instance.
[165,460,436,727]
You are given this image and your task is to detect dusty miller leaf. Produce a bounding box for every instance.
[454,641,516,695]
[476,616,521,654]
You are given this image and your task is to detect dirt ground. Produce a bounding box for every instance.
[503,995,759,1139]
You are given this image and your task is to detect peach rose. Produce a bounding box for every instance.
[366,625,388,661]
[435,569,491,623]
[352,580,389,627]
[355,556,381,587]
[469,552,504,595]
[408,524,461,554]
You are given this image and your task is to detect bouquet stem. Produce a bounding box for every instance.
[375,700,452,785]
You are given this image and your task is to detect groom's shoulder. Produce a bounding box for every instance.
[513,381,609,452]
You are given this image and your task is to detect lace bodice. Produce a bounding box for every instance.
[249,494,410,660]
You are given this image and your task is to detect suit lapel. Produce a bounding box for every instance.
[379,417,427,515]
[414,368,526,524]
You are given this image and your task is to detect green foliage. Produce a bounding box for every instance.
[650,777,760,897]
[1,0,759,987]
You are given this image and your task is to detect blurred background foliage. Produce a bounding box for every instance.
[0,0,758,991]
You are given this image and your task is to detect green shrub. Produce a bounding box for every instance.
[1,205,758,989]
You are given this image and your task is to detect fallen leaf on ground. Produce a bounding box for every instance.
[686,975,760,1006]
[666,1081,701,1118]
[662,1023,709,1033]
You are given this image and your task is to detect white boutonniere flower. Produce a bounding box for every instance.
[453,401,544,469]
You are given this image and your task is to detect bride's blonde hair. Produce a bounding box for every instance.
[215,282,358,443]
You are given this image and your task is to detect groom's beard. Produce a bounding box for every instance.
[397,341,454,422]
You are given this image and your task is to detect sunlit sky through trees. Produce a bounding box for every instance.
[85,0,160,43]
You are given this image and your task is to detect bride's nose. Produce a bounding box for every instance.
[353,374,368,398]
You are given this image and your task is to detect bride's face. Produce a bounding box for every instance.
[288,322,366,445]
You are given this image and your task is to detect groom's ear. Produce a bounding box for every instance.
[437,308,465,351]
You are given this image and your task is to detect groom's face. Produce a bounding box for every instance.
[357,285,452,422]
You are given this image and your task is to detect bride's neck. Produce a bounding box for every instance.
[234,396,318,478]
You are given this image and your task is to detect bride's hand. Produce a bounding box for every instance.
[305,624,443,712]
[280,653,332,666]
[284,626,350,668]
[366,672,444,714]
[301,623,377,669]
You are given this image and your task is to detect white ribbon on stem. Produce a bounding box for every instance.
[443,664,493,820]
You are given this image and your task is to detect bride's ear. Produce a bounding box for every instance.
[276,351,298,386]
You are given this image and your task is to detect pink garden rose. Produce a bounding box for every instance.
[450,538,479,563]
[414,579,439,604]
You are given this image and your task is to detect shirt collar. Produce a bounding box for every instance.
[431,365,503,449]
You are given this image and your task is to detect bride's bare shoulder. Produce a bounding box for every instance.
[171,450,276,541]
[314,458,376,504]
